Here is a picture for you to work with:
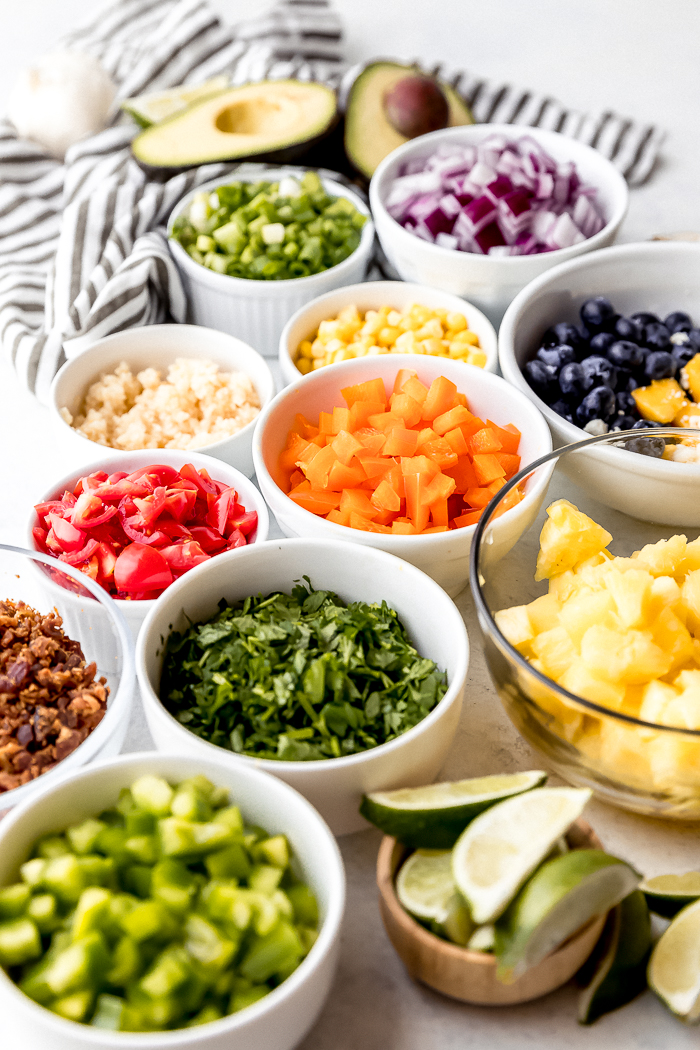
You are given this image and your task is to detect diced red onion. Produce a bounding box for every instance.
[388,134,606,256]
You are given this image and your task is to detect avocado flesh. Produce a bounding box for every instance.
[132,80,338,170]
[344,61,474,180]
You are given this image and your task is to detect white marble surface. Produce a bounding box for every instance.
[4,1,700,1046]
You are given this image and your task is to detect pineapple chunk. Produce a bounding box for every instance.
[526,593,563,634]
[559,660,625,709]
[598,724,656,786]
[680,537,700,574]
[649,735,700,792]
[681,569,700,635]
[651,607,695,674]
[535,500,612,581]
[633,535,687,576]
[681,353,700,403]
[531,627,577,679]
[579,624,670,685]
[639,680,679,724]
[558,590,617,647]
[547,569,585,603]
[631,377,687,423]
[494,605,534,654]
[603,567,653,628]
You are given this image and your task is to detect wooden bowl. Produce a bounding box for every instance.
[376,818,607,1006]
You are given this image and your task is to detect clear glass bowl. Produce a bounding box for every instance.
[0,544,134,810]
[470,429,700,819]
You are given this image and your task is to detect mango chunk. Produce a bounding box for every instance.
[632,377,687,423]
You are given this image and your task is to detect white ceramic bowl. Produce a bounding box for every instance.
[136,538,469,835]
[370,124,629,326]
[168,169,375,358]
[0,751,344,1050]
[28,448,269,639]
[50,324,275,479]
[499,240,700,526]
[252,354,553,598]
[278,280,498,386]
[0,544,134,813]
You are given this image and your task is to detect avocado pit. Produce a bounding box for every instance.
[383,75,449,139]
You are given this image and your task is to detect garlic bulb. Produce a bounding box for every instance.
[7,50,116,159]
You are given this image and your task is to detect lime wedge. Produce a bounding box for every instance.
[467,924,496,953]
[360,771,547,848]
[648,898,700,1020]
[122,77,230,128]
[494,850,641,983]
[451,786,591,925]
[640,872,700,918]
[395,849,473,945]
[578,890,651,1024]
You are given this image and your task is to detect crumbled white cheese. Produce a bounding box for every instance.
[671,331,689,345]
[584,419,609,436]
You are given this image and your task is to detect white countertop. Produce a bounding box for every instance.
[3,1,700,1046]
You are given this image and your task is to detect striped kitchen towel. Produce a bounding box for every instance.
[0,0,665,401]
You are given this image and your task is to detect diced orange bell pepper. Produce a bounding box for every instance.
[296,441,322,470]
[349,400,387,430]
[371,479,401,513]
[329,406,348,434]
[492,485,525,517]
[457,412,485,440]
[430,499,449,526]
[331,429,364,465]
[393,368,418,394]
[444,426,469,457]
[340,488,378,519]
[452,510,482,528]
[327,507,351,526]
[423,526,449,533]
[443,457,478,493]
[389,393,422,428]
[433,405,474,437]
[384,463,405,499]
[354,427,386,453]
[291,413,319,439]
[495,452,521,478]
[342,379,387,408]
[319,411,335,435]
[360,456,393,480]
[367,411,405,432]
[422,439,458,471]
[472,454,507,486]
[416,427,438,451]
[404,472,431,532]
[391,520,417,535]
[401,375,429,404]
[349,511,373,531]
[469,427,503,455]
[454,392,468,408]
[279,433,310,472]
[383,427,419,457]
[422,376,458,421]
[289,490,342,514]
[365,521,392,534]
[420,473,456,507]
[401,455,440,479]
[328,459,366,490]
[304,444,338,488]
[464,486,493,509]
[289,469,305,489]
[487,420,521,454]
[289,478,311,495]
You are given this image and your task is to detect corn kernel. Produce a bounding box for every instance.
[297,358,312,374]
[395,331,416,351]
[446,312,467,332]
[367,345,382,355]
[467,350,488,368]
[317,319,340,341]
[449,342,466,358]
[416,319,444,340]
[298,339,314,358]
[333,349,352,363]
[422,338,443,356]
[378,326,400,347]
[312,358,325,369]
[338,304,360,323]
[311,342,327,359]
[387,309,402,327]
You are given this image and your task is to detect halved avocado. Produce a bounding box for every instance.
[132,80,338,171]
[344,61,474,180]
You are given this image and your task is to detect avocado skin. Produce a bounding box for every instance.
[344,61,474,181]
[131,80,339,175]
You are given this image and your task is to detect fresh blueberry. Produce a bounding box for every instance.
[664,311,693,334]
[576,386,616,425]
[580,296,616,331]
[611,415,638,431]
[558,362,587,401]
[624,434,666,458]
[687,328,700,353]
[644,322,672,351]
[608,340,646,369]
[622,374,641,392]
[615,391,638,416]
[587,332,615,357]
[550,399,574,423]
[632,419,664,429]
[525,359,558,397]
[614,317,640,342]
[536,344,576,370]
[672,343,696,368]
[581,355,617,390]
[541,322,586,352]
[644,350,677,381]
[630,311,660,327]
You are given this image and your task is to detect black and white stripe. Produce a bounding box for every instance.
[0,1,664,400]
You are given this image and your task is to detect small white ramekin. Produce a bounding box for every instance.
[28,448,270,639]
[0,751,345,1050]
[50,324,275,478]
[278,280,498,387]
[370,124,628,326]
[136,538,470,835]
[168,169,375,358]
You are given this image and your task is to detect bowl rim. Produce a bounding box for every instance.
[27,448,270,612]
[469,429,700,737]
[252,353,553,547]
[277,279,499,379]
[498,239,700,475]
[0,749,346,1045]
[369,123,629,269]
[49,322,275,459]
[0,543,135,809]
[135,536,470,772]
[167,168,375,290]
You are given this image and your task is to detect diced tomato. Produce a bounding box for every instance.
[47,513,85,553]
[114,543,173,594]
[227,529,247,550]
[58,538,100,566]
[206,488,235,534]
[189,526,228,553]
[160,541,210,575]
[72,492,118,528]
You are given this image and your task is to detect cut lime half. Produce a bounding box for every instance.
[640,872,700,918]
[360,771,547,848]
[578,890,651,1024]
[495,850,640,983]
[451,786,591,925]
[648,897,700,1021]
[122,77,230,128]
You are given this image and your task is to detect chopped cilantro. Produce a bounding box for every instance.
[159,579,447,761]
